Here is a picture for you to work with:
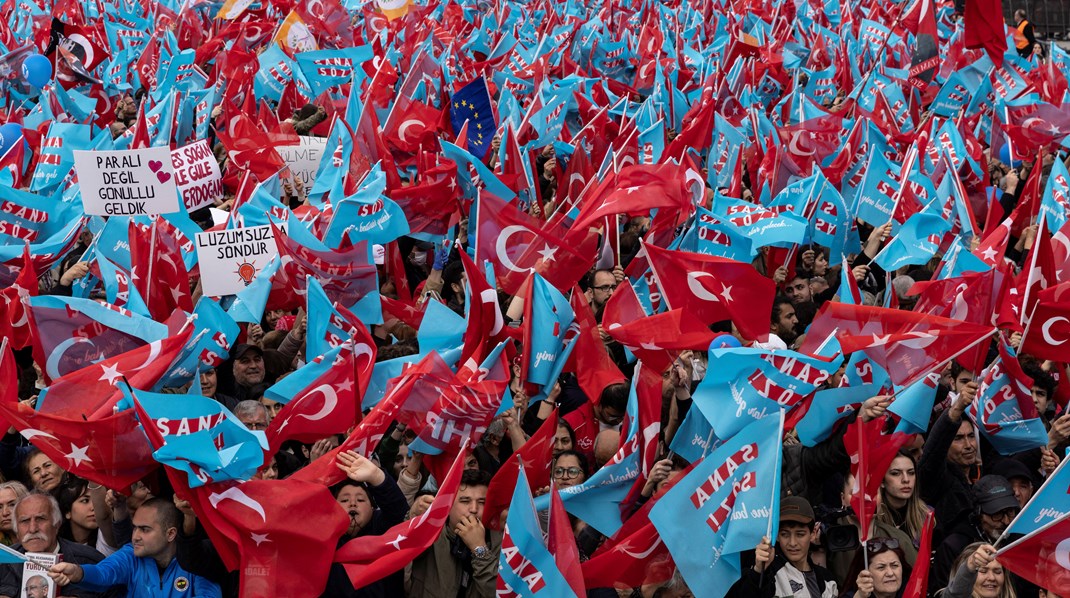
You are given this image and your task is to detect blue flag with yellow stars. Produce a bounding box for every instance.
[449,77,497,159]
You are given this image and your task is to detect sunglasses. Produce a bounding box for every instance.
[865,537,900,554]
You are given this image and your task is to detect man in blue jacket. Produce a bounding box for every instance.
[47,498,220,598]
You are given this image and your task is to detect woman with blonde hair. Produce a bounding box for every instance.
[874,450,931,567]
[0,481,28,545]
[943,542,1016,598]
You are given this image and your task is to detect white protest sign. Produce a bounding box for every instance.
[195,224,285,297]
[171,140,223,212]
[277,136,327,189]
[74,147,180,216]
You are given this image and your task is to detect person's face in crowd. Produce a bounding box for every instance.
[553,426,573,456]
[1032,385,1050,415]
[590,271,617,308]
[552,454,587,489]
[812,252,829,277]
[973,558,1007,598]
[27,453,61,492]
[127,481,153,512]
[264,309,285,329]
[593,403,625,428]
[131,505,174,559]
[980,506,1018,539]
[776,523,813,568]
[336,484,373,536]
[947,420,978,468]
[809,276,829,297]
[882,455,916,505]
[233,351,265,387]
[109,121,126,138]
[1008,477,1033,508]
[24,575,48,598]
[239,408,269,432]
[393,442,412,479]
[953,370,975,395]
[0,489,19,533]
[68,489,97,532]
[868,550,903,595]
[16,495,58,553]
[254,457,278,481]
[785,276,811,304]
[464,454,479,471]
[260,398,283,421]
[449,484,487,528]
[772,303,799,343]
[199,368,217,398]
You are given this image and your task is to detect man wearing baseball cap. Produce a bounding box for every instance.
[728,496,839,597]
[930,475,1022,593]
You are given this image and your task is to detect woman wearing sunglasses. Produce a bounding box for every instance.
[842,537,909,598]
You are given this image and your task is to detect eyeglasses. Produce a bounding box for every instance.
[985,508,1018,523]
[593,284,617,292]
[865,537,900,554]
[553,467,584,479]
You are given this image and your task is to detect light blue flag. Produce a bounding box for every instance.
[156,297,240,389]
[1040,158,1070,234]
[440,139,517,202]
[890,372,942,434]
[969,341,1050,455]
[678,207,756,263]
[711,195,808,248]
[692,347,841,446]
[226,255,280,324]
[873,212,951,272]
[323,164,410,248]
[852,152,900,226]
[533,367,642,536]
[650,413,784,595]
[128,385,266,488]
[668,406,716,464]
[1004,455,1070,537]
[524,275,575,387]
[499,463,578,597]
[796,384,878,446]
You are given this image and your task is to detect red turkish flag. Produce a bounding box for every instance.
[128,219,192,322]
[996,512,1070,594]
[846,417,914,542]
[643,242,775,341]
[1021,282,1070,361]
[268,222,379,311]
[901,510,936,597]
[390,165,461,239]
[571,162,698,232]
[602,283,717,372]
[265,337,375,453]
[805,302,995,388]
[548,484,586,596]
[333,447,469,587]
[483,408,558,531]
[474,191,596,296]
[0,344,165,490]
[0,245,36,350]
[382,95,443,153]
[457,242,507,364]
[564,285,626,403]
[910,268,1008,374]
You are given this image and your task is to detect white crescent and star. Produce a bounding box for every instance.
[1055,537,1070,570]
[293,384,338,423]
[686,272,721,303]
[1042,317,1070,346]
[494,225,534,274]
[208,487,267,523]
[21,429,58,442]
[397,120,422,143]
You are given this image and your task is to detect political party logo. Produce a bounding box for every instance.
[236,262,256,286]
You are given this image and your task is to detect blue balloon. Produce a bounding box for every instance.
[998,143,1022,169]
[20,54,52,89]
[710,334,742,349]
[0,123,22,157]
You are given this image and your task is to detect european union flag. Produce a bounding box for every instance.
[450,78,497,159]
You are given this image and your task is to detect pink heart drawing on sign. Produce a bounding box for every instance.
[148,160,163,172]
[156,171,171,184]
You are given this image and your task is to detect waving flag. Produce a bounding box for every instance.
[0,246,36,349]
[581,482,677,590]
[128,218,193,321]
[847,417,914,542]
[29,295,169,383]
[873,211,951,272]
[565,284,626,403]
[128,385,265,487]
[649,413,784,594]
[268,221,379,315]
[498,463,578,597]
[457,241,507,364]
[679,208,756,263]
[484,408,558,531]
[643,242,774,341]
[968,338,1048,455]
[807,302,995,388]
[1004,454,1070,538]
[572,162,698,232]
[711,194,808,248]
[521,274,575,387]
[449,78,497,159]
[996,513,1070,594]
[334,448,468,587]
[1040,157,1070,234]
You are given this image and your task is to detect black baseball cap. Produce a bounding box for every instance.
[973,475,1020,515]
[231,343,263,360]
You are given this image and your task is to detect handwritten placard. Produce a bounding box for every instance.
[195,224,286,297]
[277,136,327,189]
[74,147,180,216]
[171,140,223,212]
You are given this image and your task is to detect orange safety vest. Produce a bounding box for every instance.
[1014,21,1030,49]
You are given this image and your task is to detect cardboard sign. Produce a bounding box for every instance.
[195,224,285,297]
[277,136,327,189]
[171,139,223,212]
[74,147,180,216]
